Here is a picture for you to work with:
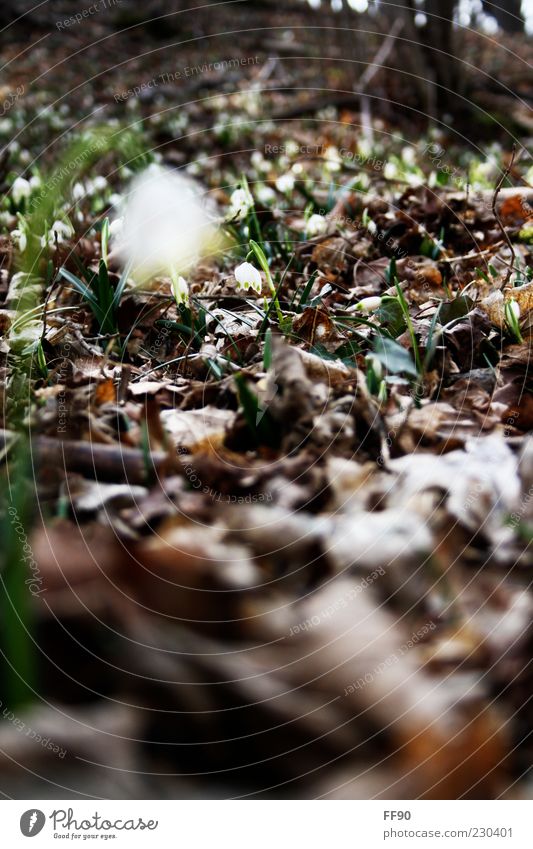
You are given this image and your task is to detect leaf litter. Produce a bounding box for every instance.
[1,8,533,800]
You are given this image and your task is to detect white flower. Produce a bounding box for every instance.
[11,228,26,252]
[92,176,108,192]
[72,182,85,201]
[256,184,275,205]
[41,220,72,250]
[324,146,341,172]
[109,217,123,237]
[229,187,253,220]
[365,353,383,380]
[29,175,41,190]
[357,296,382,312]
[171,274,189,306]
[234,261,262,294]
[306,214,327,236]
[114,166,217,285]
[251,151,270,174]
[12,177,31,205]
[402,146,416,166]
[275,173,295,194]
[384,162,399,180]
[51,220,72,241]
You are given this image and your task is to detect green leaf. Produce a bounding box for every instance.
[101,217,109,264]
[234,373,279,448]
[59,267,99,309]
[373,335,418,377]
[376,296,406,337]
[263,327,273,370]
[112,258,133,311]
[439,295,474,325]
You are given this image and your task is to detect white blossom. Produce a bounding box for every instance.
[229,187,253,220]
[306,214,327,236]
[11,228,26,252]
[12,177,31,205]
[72,182,85,201]
[171,274,189,306]
[113,166,217,284]
[109,217,123,237]
[324,146,341,172]
[256,184,276,205]
[275,173,295,193]
[357,296,382,312]
[234,261,262,294]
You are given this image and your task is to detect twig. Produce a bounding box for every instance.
[0,430,170,485]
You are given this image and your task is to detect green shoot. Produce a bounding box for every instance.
[389,258,422,375]
[505,299,523,344]
[249,239,284,324]
[101,217,110,265]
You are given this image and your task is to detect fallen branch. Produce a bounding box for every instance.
[0,431,170,484]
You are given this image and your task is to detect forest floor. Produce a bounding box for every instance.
[0,2,533,799]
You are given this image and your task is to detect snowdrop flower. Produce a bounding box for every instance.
[324,146,341,172]
[114,167,218,285]
[51,220,72,241]
[29,175,41,190]
[251,151,270,174]
[508,300,520,320]
[384,161,398,180]
[41,220,73,250]
[275,173,295,194]
[234,261,262,294]
[92,175,108,192]
[11,228,27,252]
[109,217,123,237]
[306,214,327,236]
[356,296,382,313]
[256,184,276,205]
[228,187,253,220]
[72,182,85,201]
[402,146,416,166]
[171,274,189,306]
[12,176,31,205]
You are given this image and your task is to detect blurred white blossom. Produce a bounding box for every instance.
[113,166,218,285]
[12,177,31,205]
[275,173,295,193]
[229,187,253,220]
[306,214,327,236]
[11,228,27,252]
